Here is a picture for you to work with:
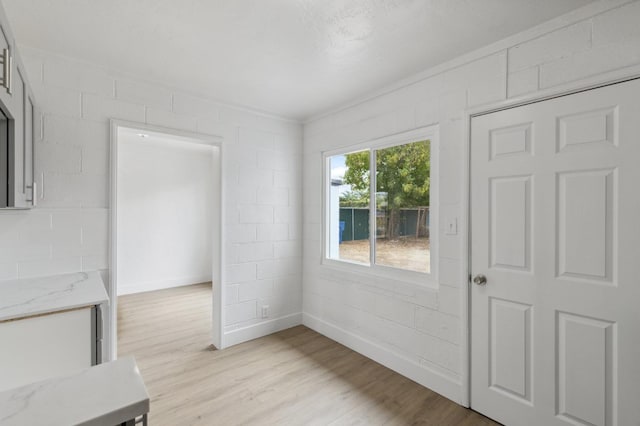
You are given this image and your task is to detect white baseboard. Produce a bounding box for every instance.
[117,276,211,296]
[223,312,303,348]
[303,312,463,405]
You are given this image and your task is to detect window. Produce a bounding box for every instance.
[325,127,437,279]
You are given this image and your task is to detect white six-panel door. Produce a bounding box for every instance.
[470,78,640,426]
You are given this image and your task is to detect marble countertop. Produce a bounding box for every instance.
[0,356,149,426]
[0,272,109,322]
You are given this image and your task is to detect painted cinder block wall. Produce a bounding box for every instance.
[116,134,216,296]
[0,45,303,347]
[302,0,640,403]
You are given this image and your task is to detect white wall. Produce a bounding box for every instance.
[0,45,303,349]
[116,131,216,295]
[302,0,640,405]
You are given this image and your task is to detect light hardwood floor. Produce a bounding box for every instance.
[118,283,499,425]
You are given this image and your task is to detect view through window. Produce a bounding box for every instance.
[327,139,431,274]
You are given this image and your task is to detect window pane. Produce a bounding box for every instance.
[328,151,370,264]
[375,140,431,273]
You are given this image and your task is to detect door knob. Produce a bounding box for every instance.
[473,274,487,285]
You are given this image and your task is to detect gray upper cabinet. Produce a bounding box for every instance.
[0,26,11,109]
[0,2,36,209]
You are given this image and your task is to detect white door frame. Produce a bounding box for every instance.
[108,119,225,361]
[461,65,640,407]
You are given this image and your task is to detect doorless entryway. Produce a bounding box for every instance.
[109,122,223,360]
[470,78,640,425]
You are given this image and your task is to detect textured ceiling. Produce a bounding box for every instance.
[3,0,594,120]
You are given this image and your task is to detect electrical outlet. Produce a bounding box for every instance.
[446,217,458,235]
[261,305,269,319]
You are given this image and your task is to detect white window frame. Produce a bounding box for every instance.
[322,125,439,287]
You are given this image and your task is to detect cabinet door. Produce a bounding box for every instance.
[0,108,6,207]
[24,93,34,206]
[8,66,25,207]
[0,307,94,392]
[0,26,12,111]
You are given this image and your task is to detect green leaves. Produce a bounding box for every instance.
[339,189,369,207]
[342,150,370,193]
[340,140,430,206]
[339,140,431,240]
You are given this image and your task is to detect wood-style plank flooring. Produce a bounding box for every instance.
[118,283,499,425]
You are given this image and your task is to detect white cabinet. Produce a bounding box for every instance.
[0,306,102,392]
[0,272,109,392]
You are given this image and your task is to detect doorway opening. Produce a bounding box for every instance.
[109,122,223,361]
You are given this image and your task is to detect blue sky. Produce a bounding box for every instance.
[330,154,354,196]
[330,154,346,180]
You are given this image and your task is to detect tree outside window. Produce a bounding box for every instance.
[327,139,431,274]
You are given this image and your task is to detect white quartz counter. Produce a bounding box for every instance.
[0,356,149,426]
[0,272,109,322]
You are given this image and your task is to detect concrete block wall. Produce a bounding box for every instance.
[507,1,640,97]
[302,0,640,404]
[0,46,303,346]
